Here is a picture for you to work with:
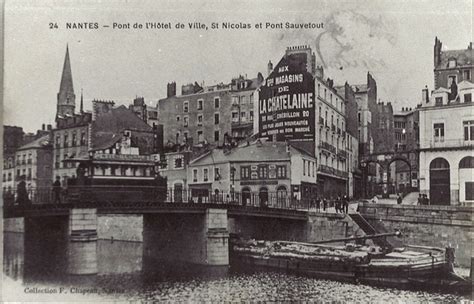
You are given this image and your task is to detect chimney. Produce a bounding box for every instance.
[92,99,115,121]
[468,42,472,50]
[167,82,176,98]
[42,123,45,131]
[315,65,324,79]
[47,124,52,131]
[422,85,429,103]
[267,61,273,76]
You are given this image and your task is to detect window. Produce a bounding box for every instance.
[277,165,287,178]
[214,113,219,125]
[193,169,198,182]
[27,153,32,164]
[318,83,321,96]
[448,59,456,68]
[81,132,86,145]
[258,165,268,179]
[241,112,246,121]
[214,168,220,181]
[174,157,183,169]
[466,182,474,200]
[197,99,203,110]
[72,132,77,146]
[214,97,220,108]
[241,166,250,179]
[63,153,68,168]
[183,101,189,112]
[250,111,254,121]
[176,116,180,122]
[358,112,361,123]
[55,155,60,169]
[203,168,208,182]
[197,131,204,143]
[2,174,5,182]
[197,114,203,126]
[22,154,26,164]
[184,116,189,127]
[464,93,472,103]
[64,134,69,148]
[303,160,306,176]
[464,70,471,81]
[232,96,239,105]
[448,75,457,86]
[464,121,474,141]
[214,130,219,142]
[232,112,239,122]
[250,94,254,105]
[434,123,445,142]
[435,97,443,106]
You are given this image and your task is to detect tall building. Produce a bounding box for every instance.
[56,45,76,120]
[393,107,420,192]
[419,39,474,205]
[158,76,262,149]
[434,38,473,90]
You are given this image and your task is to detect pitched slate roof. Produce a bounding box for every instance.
[91,106,152,150]
[437,48,473,69]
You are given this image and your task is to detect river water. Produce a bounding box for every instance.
[3,232,471,303]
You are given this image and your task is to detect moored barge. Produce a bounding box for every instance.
[230,233,472,292]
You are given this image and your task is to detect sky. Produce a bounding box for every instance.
[3,0,473,132]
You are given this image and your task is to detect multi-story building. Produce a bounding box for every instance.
[336,83,361,198]
[230,75,263,140]
[419,39,474,205]
[158,76,262,149]
[14,135,53,191]
[315,74,349,198]
[434,38,473,90]
[128,96,159,127]
[352,73,378,197]
[3,126,25,195]
[187,141,317,205]
[159,81,231,147]
[393,107,420,192]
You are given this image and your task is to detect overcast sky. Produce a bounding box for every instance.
[3,0,472,132]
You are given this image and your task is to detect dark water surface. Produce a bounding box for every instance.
[3,232,471,303]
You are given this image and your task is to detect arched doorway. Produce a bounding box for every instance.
[459,156,474,203]
[429,158,450,205]
[259,187,268,208]
[276,186,288,208]
[241,187,251,206]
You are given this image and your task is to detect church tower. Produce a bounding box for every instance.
[56,45,75,120]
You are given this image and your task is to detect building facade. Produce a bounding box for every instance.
[128,96,159,127]
[187,141,317,205]
[419,39,474,205]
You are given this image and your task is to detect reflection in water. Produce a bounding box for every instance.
[3,232,472,303]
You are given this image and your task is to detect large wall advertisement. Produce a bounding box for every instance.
[258,53,315,140]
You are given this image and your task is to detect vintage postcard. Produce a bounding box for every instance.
[2,0,473,302]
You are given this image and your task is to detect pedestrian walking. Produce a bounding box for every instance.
[344,195,349,213]
[417,193,423,205]
[397,194,402,205]
[323,197,327,212]
[316,197,321,212]
[53,176,62,204]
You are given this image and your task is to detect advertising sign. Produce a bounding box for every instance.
[258,53,315,140]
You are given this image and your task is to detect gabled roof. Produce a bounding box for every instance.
[458,80,474,90]
[190,141,315,166]
[91,106,152,150]
[17,135,50,151]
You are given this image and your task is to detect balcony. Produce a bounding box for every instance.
[319,141,337,154]
[337,149,348,159]
[318,165,348,179]
[422,139,474,150]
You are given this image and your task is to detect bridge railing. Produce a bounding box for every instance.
[3,186,312,211]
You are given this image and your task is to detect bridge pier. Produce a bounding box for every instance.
[143,208,229,266]
[67,208,98,275]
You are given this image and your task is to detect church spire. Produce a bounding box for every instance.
[56,44,76,120]
[59,44,74,93]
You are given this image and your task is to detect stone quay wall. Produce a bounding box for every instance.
[358,203,473,267]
